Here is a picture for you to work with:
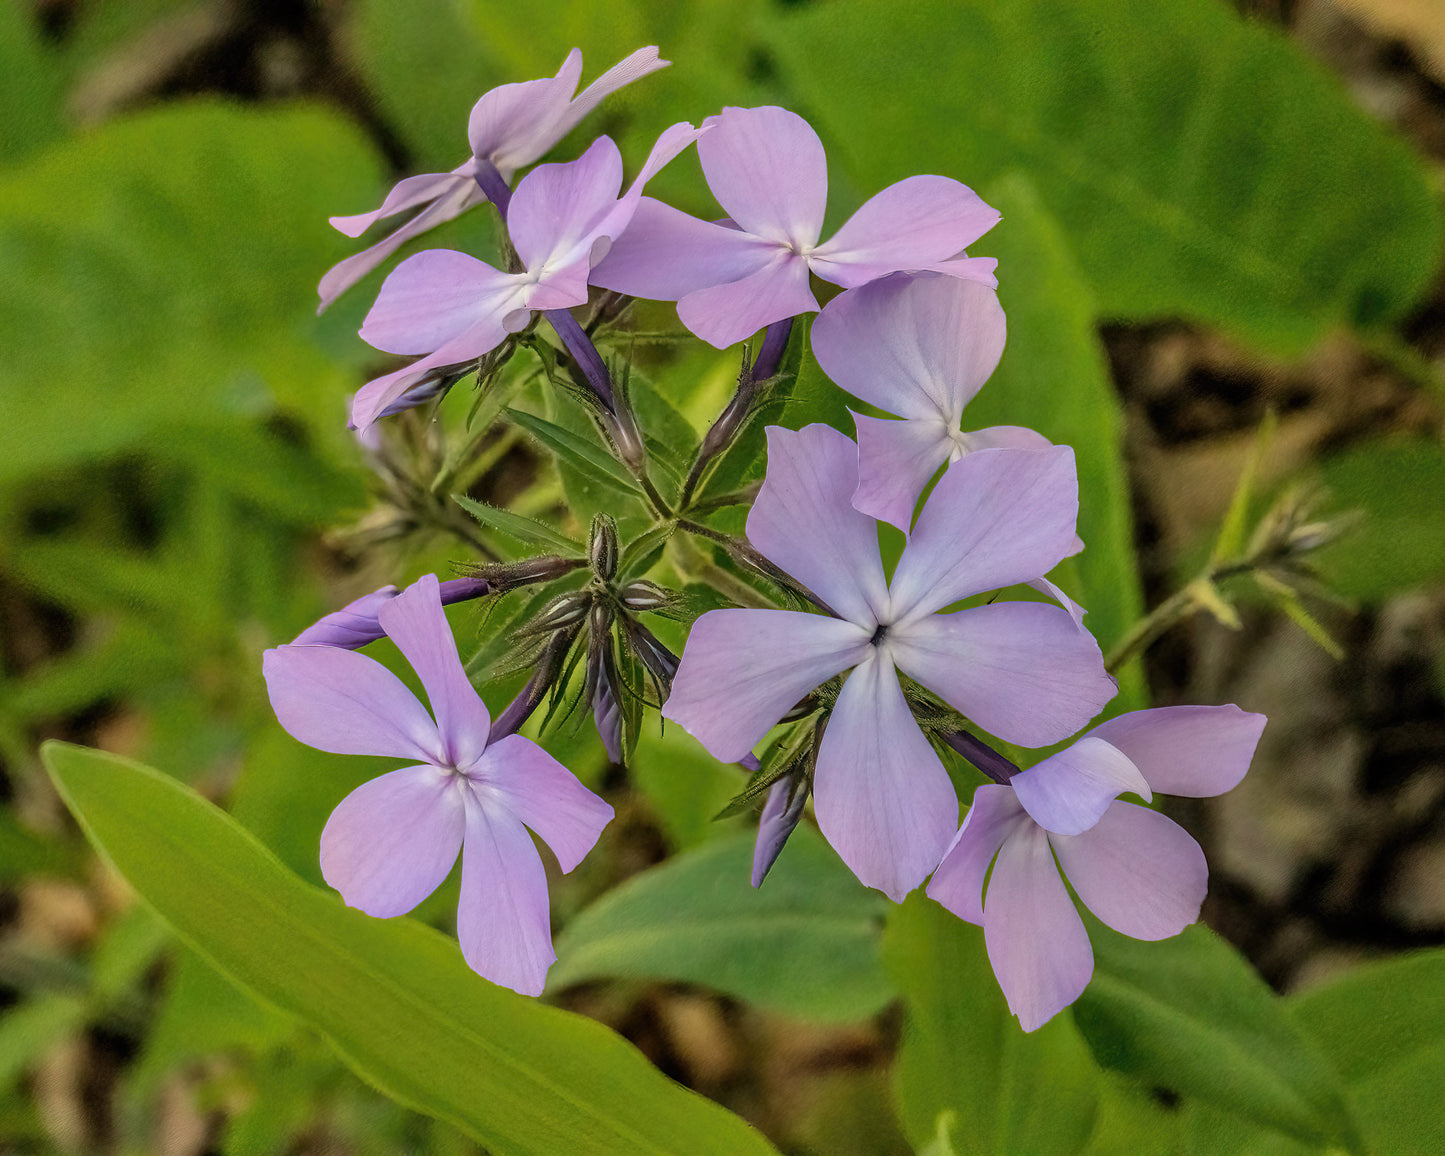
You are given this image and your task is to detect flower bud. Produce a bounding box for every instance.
[589,514,619,581]
[523,592,591,635]
[618,580,673,613]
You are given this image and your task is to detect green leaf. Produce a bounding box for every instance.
[41,742,777,1156]
[960,175,1147,711]
[453,494,582,554]
[506,407,642,496]
[0,101,383,483]
[1312,439,1445,600]
[885,896,1101,1155]
[548,828,894,1022]
[1288,948,1445,1154]
[0,2,62,164]
[1075,922,1360,1151]
[766,0,1441,352]
[628,725,747,851]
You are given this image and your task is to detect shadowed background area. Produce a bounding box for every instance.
[3,0,1445,1152]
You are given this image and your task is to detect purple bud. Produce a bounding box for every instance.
[290,576,490,650]
[942,729,1020,784]
[751,775,809,888]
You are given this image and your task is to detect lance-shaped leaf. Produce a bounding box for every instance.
[41,742,778,1156]
[453,494,582,553]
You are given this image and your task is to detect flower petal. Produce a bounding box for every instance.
[918,253,1000,287]
[1052,802,1208,941]
[850,411,954,533]
[698,106,827,246]
[473,734,614,872]
[927,784,1029,925]
[1011,736,1152,836]
[320,764,465,917]
[468,49,584,170]
[983,820,1094,1032]
[889,446,1081,620]
[1085,705,1267,797]
[1027,576,1087,627]
[291,585,400,648]
[262,644,441,761]
[811,176,1000,288]
[813,653,960,901]
[676,250,818,348]
[661,608,871,763]
[747,424,890,624]
[378,576,491,769]
[456,799,556,995]
[507,136,624,271]
[554,47,669,145]
[318,171,484,313]
[329,169,476,239]
[887,602,1116,748]
[589,197,778,300]
[812,274,1006,421]
[360,249,521,355]
[958,424,1055,453]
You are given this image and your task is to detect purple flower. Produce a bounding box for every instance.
[349,122,701,431]
[319,47,669,311]
[662,424,1116,900]
[811,272,1053,532]
[290,576,490,649]
[927,705,1267,1031]
[262,574,614,995]
[590,105,1001,348]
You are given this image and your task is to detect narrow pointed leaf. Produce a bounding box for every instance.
[452,494,582,553]
[506,407,642,494]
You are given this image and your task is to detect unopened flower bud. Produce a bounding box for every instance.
[589,515,619,581]
[524,592,591,635]
[619,580,672,612]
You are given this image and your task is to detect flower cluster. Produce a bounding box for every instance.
[266,46,1266,1025]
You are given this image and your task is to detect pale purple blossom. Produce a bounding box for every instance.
[349,123,701,432]
[262,574,613,995]
[290,576,490,649]
[811,272,1052,531]
[590,105,1001,348]
[319,47,669,311]
[927,705,1267,1031]
[662,423,1116,900]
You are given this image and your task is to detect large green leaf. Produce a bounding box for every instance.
[42,742,777,1156]
[1288,948,1445,1154]
[1311,439,1445,600]
[549,828,894,1022]
[965,175,1146,710]
[766,0,1440,352]
[885,896,1101,1155]
[0,101,382,482]
[1075,922,1360,1152]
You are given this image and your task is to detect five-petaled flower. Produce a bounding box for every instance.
[590,105,1001,348]
[262,574,614,996]
[662,423,1116,901]
[349,123,701,431]
[319,47,669,311]
[927,705,1266,1031]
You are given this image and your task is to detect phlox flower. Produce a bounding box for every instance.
[319,47,668,310]
[811,272,1052,532]
[662,423,1116,900]
[262,574,614,996]
[350,122,702,431]
[590,105,1001,348]
[927,705,1267,1031]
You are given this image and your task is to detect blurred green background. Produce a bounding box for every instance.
[5,0,1445,1152]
